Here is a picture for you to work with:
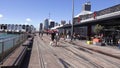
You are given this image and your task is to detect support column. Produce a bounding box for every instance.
[87,25,92,40]
[0,24,1,30]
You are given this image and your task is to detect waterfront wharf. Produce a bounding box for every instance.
[28,34,120,68]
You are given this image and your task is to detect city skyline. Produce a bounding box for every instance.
[0,0,119,30]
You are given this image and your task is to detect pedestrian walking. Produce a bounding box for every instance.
[49,30,56,46]
[40,31,43,40]
[39,31,40,36]
[55,32,60,46]
[73,33,76,40]
[118,39,120,49]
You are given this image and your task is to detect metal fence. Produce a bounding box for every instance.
[0,34,27,63]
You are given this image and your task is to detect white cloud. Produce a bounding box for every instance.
[26,18,32,22]
[24,18,32,25]
[0,14,3,19]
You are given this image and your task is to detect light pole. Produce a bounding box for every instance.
[71,0,74,41]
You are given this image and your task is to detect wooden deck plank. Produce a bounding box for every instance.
[28,34,120,68]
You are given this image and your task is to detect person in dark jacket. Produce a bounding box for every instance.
[50,30,56,46]
[118,39,120,49]
[51,31,56,41]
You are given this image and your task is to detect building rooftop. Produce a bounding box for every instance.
[75,11,92,17]
[49,19,54,22]
[75,2,92,18]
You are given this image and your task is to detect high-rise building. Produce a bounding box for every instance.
[49,21,55,28]
[75,2,92,18]
[55,22,59,26]
[39,23,43,31]
[61,20,66,25]
[82,2,91,11]
[43,19,49,30]
[74,2,92,24]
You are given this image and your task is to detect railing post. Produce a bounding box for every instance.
[13,38,15,47]
[1,41,4,64]
[22,34,24,41]
[18,35,20,44]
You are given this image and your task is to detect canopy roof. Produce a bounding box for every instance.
[51,25,63,30]
[75,11,92,18]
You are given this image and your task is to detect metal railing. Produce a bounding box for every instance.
[0,34,27,63]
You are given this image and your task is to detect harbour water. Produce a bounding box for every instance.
[0,33,19,54]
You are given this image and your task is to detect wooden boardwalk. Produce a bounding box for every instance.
[28,34,120,68]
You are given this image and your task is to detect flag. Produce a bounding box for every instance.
[78,16,81,23]
[93,12,96,19]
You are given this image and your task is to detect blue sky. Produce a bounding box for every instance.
[0,0,119,30]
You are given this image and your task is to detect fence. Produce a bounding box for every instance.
[0,34,27,63]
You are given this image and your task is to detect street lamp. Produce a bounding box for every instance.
[71,0,74,41]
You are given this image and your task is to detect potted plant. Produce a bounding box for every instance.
[93,24,104,45]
